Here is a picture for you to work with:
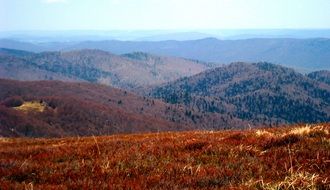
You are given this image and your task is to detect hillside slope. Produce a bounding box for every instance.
[0,79,246,137]
[0,48,211,89]
[150,62,330,125]
[308,70,330,85]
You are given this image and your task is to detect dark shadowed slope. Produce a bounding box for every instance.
[150,62,330,125]
[0,48,212,90]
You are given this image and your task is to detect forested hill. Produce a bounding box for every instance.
[0,79,246,137]
[150,62,330,125]
[0,48,211,90]
[308,70,330,85]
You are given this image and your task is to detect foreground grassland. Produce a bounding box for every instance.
[0,124,329,189]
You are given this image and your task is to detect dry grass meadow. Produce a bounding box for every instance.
[0,123,329,189]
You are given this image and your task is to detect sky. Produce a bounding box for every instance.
[1,0,330,31]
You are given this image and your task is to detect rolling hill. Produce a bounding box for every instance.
[0,79,247,137]
[150,62,330,125]
[0,48,212,90]
[1,47,329,137]
[1,38,330,71]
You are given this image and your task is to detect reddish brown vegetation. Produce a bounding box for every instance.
[0,123,329,189]
[0,79,245,137]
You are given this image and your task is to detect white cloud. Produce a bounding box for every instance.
[43,0,67,4]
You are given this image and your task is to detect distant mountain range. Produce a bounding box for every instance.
[1,38,329,71]
[150,62,330,125]
[0,48,212,90]
[0,47,329,137]
[2,29,330,42]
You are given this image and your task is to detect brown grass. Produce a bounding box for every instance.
[0,123,329,189]
[288,125,329,137]
[253,172,325,190]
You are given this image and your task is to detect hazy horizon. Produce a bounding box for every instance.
[2,29,330,42]
[1,0,330,31]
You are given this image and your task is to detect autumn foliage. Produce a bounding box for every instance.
[0,79,247,138]
[0,123,329,189]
